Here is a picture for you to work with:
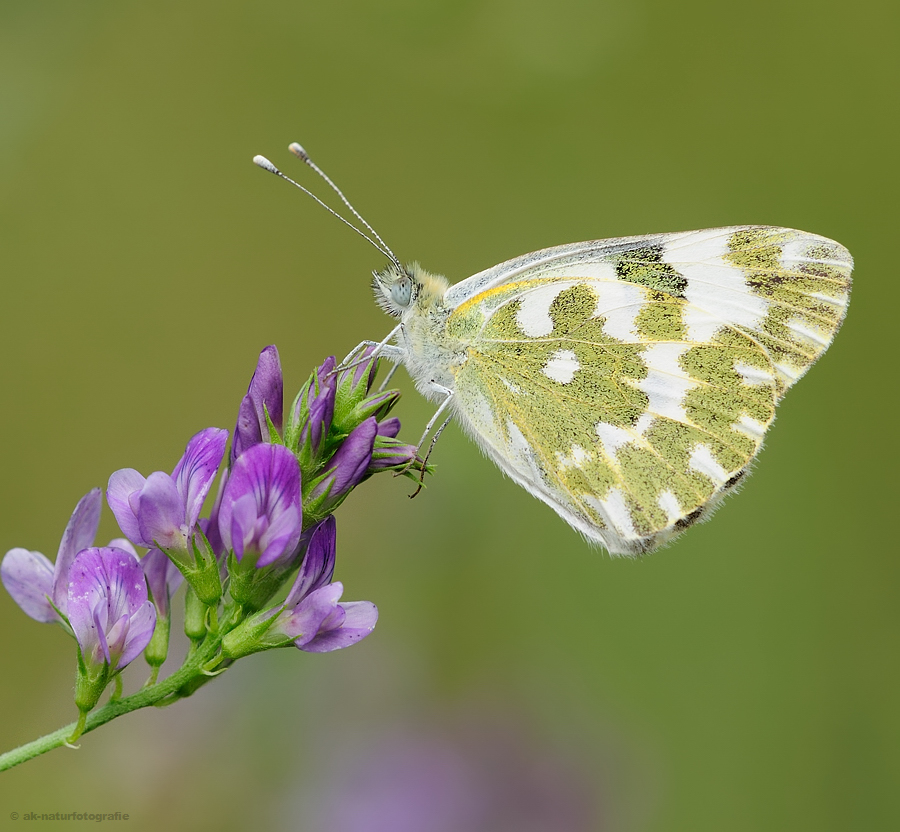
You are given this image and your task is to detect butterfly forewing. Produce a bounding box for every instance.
[443,226,851,554]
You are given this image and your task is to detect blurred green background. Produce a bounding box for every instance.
[1,1,897,829]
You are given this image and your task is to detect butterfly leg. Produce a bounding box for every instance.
[408,410,453,498]
[376,361,401,393]
[416,384,454,451]
[338,325,404,369]
[397,383,454,495]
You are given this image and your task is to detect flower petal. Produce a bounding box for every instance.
[233,346,283,459]
[285,516,336,606]
[141,548,183,615]
[219,443,302,568]
[300,600,378,653]
[116,601,157,670]
[107,468,148,544]
[107,538,139,557]
[257,503,302,568]
[377,417,402,439]
[278,582,344,645]
[316,418,378,500]
[200,467,228,558]
[67,547,156,672]
[136,472,186,550]
[1,548,57,623]
[52,489,102,612]
[226,493,260,561]
[300,357,337,457]
[172,427,228,529]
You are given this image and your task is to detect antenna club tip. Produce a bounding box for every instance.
[288,142,310,161]
[253,155,279,174]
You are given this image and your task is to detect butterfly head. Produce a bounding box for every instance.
[372,263,449,318]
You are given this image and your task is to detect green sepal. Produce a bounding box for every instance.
[183,586,207,641]
[163,530,222,607]
[331,354,380,432]
[285,372,315,454]
[332,388,400,437]
[143,608,170,668]
[349,389,401,427]
[368,436,432,477]
[221,608,293,660]
[73,646,111,716]
[264,404,282,445]
[301,471,346,525]
[226,550,296,613]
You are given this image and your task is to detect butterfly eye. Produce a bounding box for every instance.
[391,275,412,307]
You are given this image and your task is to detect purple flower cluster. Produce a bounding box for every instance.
[2,492,159,710]
[2,346,419,715]
[214,345,407,640]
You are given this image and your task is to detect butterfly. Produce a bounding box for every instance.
[254,151,853,555]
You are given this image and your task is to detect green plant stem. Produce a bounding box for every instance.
[0,633,222,773]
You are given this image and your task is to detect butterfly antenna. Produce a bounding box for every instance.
[252,155,399,267]
[288,142,400,269]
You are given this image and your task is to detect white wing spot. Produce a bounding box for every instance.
[636,343,694,424]
[557,444,590,470]
[733,414,767,441]
[514,284,567,337]
[773,360,802,383]
[657,490,683,523]
[779,236,811,268]
[591,281,646,342]
[634,412,655,436]
[786,318,830,348]
[542,349,580,384]
[734,361,774,387]
[599,488,636,538]
[681,304,723,343]
[689,443,729,486]
[595,422,633,459]
[664,229,769,342]
[808,290,849,307]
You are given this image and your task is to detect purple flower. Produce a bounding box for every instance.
[107,427,228,557]
[272,517,377,653]
[233,346,283,460]
[377,417,401,439]
[218,443,303,569]
[200,468,229,560]
[1,489,102,624]
[141,548,184,616]
[368,440,419,475]
[293,356,337,461]
[310,417,378,505]
[67,547,157,672]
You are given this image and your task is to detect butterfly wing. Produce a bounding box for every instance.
[444,227,852,554]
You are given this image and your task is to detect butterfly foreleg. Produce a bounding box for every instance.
[376,361,401,393]
[337,325,404,370]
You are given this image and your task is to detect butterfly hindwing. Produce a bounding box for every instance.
[443,226,851,554]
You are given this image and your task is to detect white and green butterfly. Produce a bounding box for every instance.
[255,149,853,556]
